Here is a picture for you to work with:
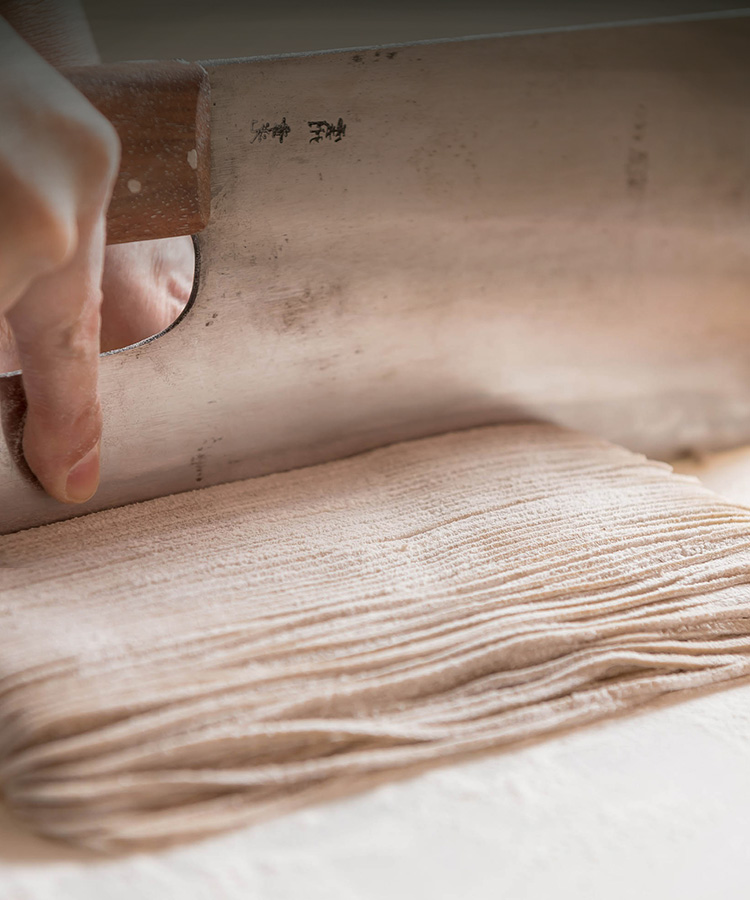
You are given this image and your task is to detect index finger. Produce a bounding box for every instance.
[7,214,105,503]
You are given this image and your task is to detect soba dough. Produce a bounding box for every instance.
[2,423,750,850]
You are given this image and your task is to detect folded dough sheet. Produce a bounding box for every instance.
[2,423,750,850]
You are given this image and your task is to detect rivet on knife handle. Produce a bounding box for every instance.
[61,60,211,245]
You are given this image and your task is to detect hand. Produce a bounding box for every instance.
[0,18,118,503]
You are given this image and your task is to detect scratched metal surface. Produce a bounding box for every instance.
[1,15,750,533]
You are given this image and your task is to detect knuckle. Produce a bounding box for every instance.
[37,203,79,270]
[81,115,120,184]
[0,162,78,271]
[0,70,120,290]
[23,188,79,272]
[63,108,121,192]
[38,220,77,274]
[37,84,121,195]
[18,298,102,362]
[0,113,119,273]
[55,304,102,358]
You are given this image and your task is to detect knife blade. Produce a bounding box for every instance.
[2,13,750,533]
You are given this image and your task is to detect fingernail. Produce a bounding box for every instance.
[64,443,100,503]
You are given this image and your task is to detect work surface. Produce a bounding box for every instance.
[1,442,750,899]
[1,684,749,899]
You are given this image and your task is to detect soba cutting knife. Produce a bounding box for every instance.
[1,12,750,533]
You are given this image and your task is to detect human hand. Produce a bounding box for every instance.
[0,17,118,503]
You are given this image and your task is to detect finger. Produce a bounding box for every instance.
[7,214,106,504]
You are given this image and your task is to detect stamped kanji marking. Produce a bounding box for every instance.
[308,118,347,143]
[251,117,291,144]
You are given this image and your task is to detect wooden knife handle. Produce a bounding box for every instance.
[61,61,211,245]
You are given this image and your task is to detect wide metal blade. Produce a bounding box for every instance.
[2,14,750,533]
